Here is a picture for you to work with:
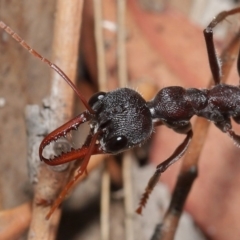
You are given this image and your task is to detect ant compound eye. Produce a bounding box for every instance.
[105,135,128,153]
[88,91,106,108]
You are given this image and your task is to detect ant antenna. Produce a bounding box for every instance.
[0,21,94,114]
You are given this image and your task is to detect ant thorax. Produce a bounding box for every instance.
[88,88,153,154]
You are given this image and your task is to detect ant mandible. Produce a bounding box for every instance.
[1,7,240,220]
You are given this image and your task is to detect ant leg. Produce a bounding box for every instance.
[136,129,193,214]
[203,7,240,85]
[45,131,101,219]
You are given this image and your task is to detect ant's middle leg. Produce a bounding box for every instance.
[215,117,240,147]
[136,128,193,214]
[203,7,240,85]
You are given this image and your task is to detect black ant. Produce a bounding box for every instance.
[1,7,240,223]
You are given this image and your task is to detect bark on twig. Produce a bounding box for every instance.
[26,0,84,239]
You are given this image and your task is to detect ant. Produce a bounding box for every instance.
[1,7,240,223]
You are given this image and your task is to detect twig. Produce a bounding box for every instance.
[117,0,128,87]
[26,0,84,239]
[0,202,31,240]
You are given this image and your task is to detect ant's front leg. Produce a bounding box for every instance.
[136,127,193,214]
[203,7,240,85]
[45,130,102,220]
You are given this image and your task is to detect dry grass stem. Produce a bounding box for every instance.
[93,0,107,91]
[116,1,135,239]
[117,0,128,87]
[93,1,110,239]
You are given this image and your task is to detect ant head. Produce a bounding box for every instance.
[88,88,153,154]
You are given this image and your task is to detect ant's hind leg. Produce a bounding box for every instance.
[203,7,240,85]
